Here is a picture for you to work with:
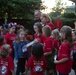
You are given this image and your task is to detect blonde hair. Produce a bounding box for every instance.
[52,29,60,39]
[41,13,52,22]
[15,29,25,43]
[42,26,51,37]
[20,25,25,30]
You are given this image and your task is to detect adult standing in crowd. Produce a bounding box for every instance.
[41,13,55,30]
[54,16,62,30]
[34,10,41,24]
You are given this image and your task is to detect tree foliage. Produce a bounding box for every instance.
[0,0,44,19]
[49,0,65,17]
[69,0,76,12]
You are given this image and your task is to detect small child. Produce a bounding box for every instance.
[54,26,73,75]
[23,43,47,75]
[4,24,16,58]
[42,26,56,75]
[14,29,30,75]
[33,22,45,44]
[0,44,14,75]
[52,29,60,51]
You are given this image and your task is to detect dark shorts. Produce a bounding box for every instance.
[46,55,55,71]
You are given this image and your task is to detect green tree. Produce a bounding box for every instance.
[49,0,65,18]
[0,0,44,19]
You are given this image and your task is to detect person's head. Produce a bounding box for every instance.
[52,29,60,39]
[16,29,25,42]
[33,22,42,34]
[60,26,73,47]
[19,25,25,31]
[41,14,51,24]
[0,35,4,45]
[34,10,41,20]
[42,26,51,37]
[25,29,29,36]
[0,44,11,59]
[32,43,44,60]
[72,31,76,41]
[8,26,16,34]
[0,26,3,31]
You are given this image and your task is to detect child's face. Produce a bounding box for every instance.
[34,26,39,34]
[72,32,76,40]
[19,31,25,39]
[9,26,15,33]
[51,33,56,39]
[42,30,47,37]
[60,32,65,40]
[40,16,47,24]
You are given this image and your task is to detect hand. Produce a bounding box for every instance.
[54,60,59,64]
[34,39,39,43]
[23,71,27,75]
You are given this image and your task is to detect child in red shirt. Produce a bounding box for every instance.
[41,14,55,30]
[54,26,73,75]
[23,43,47,75]
[33,22,45,44]
[0,44,14,75]
[5,25,16,58]
[42,26,56,75]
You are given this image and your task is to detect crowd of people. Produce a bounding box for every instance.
[0,10,75,75]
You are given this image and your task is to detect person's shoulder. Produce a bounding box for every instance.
[28,56,35,61]
[7,56,13,60]
[62,41,70,47]
[5,33,9,36]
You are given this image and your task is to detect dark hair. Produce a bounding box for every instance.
[34,22,42,33]
[60,26,73,47]
[32,43,44,60]
[0,35,4,44]
[0,45,9,59]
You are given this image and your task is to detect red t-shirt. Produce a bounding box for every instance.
[54,39,60,50]
[56,41,72,74]
[26,56,47,75]
[4,33,16,57]
[54,19,62,30]
[0,56,14,75]
[46,22,55,30]
[34,34,46,44]
[43,37,54,53]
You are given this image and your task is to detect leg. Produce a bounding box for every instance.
[16,58,21,75]
[20,58,26,74]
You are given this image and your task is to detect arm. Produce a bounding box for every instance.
[44,51,52,56]
[14,42,18,60]
[23,67,29,75]
[54,58,69,64]
[10,70,14,75]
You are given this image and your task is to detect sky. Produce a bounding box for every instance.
[42,0,74,13]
